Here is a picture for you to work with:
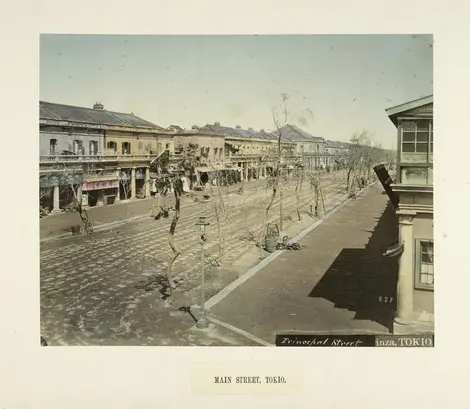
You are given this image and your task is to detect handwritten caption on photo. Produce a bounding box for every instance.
[275,334,434,347]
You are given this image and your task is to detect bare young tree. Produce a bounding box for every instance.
[153,143,200,295]
[270,92,290,231]
[345,131,371,192]
[294,165,305,221]
[208,168,231,267]
[119,170,132,201]
[58,161,96,234]
[307,169,323,217]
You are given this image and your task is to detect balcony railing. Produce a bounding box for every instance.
[40,152,345,166]
[39,154,156,164]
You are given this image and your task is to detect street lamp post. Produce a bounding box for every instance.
[195,215,210,329]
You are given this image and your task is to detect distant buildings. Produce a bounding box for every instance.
[324,140,350,166]
[39,100,370,213]
[386,94,434,334]
[272,124,325,167]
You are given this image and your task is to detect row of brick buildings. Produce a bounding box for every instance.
[39,101,352,212]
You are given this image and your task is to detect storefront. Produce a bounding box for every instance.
[135,168,146,198]
[39,172,83,212]
[196,166,238,186]
[82,179,119,207]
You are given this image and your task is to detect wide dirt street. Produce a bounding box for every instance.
[40,170,353,344]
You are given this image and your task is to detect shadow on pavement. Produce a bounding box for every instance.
[309,201,399,332]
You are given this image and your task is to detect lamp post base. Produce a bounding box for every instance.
[196,316,210,329]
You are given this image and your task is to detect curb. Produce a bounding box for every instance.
[40,171,351,244]
[40,196,206,244]
[40,171,349,244]
[40,214,148,243]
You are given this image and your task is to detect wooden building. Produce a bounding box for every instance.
[386,95,434,334]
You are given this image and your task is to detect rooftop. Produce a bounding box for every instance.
[198,123,278,141]
[271,124,325,143]
[325,140,349,148]
[385,94,433,117]
[40,101,164,130]
[167,125,184,132]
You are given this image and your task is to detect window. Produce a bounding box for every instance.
[89,141,98,155]
[415,239,434,290]
[157,143,162,152]
[49,138,57,154]
[402,120,432,153]
[165,143,170,150]
[138,142,143,150]
[122,142,131,154]
[107,141,117,151]
[73,140,83,154]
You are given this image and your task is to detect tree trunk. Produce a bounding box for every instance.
[72,184,93,234]
[210,182,224,266]
[346,168,352,191]
[165,189,181,292]
[295,173,301,221]
[258,177,277,256]
[278,169,284,231]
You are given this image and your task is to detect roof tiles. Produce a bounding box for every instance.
[39,101,163,129]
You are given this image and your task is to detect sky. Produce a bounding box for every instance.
[40,35,433,149]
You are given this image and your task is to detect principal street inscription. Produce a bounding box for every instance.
[276,334,434,347]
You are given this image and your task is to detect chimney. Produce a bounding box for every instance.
[248,127,254,131]
[235,125,241,129]
[214,121,221,126]
[93,102,104,110]
[192,125,200,130]
[260,128,265,133]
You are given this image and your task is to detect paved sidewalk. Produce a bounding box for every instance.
[207,184,399,344]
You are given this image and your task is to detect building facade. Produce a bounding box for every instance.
[39,101,169,212]
[198,123,285,181]
[174,131,225,166]
[271,125,328,169]
[40,101,391,213]
[386,95,434,334]
[324,140,350,166]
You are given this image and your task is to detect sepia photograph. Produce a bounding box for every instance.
[39,34,434,347]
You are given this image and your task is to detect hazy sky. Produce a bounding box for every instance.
[40,35,433,149]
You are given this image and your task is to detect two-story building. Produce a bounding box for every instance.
[271,124,326,169]
[324,140,349,167]
[40,101,170,212]
[170,127,226,185]
[385,94,434,334]
[198,123,289,181]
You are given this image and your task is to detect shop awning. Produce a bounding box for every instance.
[82,179,119,191]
